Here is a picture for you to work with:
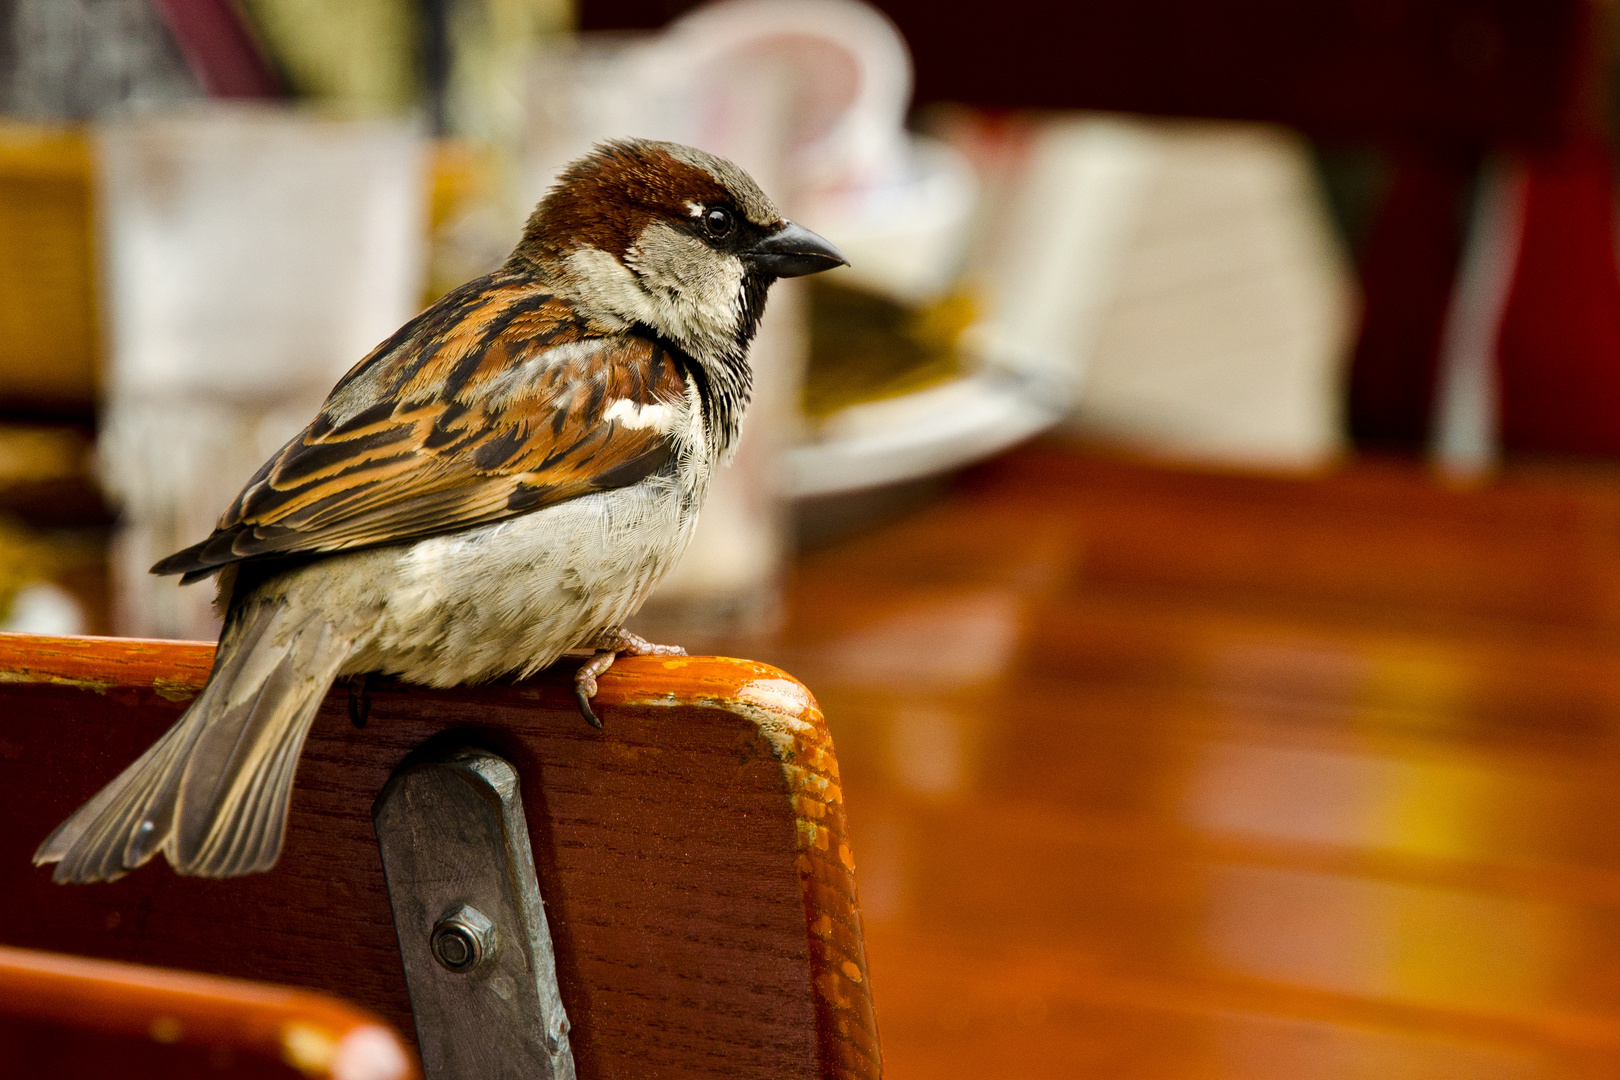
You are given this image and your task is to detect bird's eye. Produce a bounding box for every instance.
[703,207,733,238]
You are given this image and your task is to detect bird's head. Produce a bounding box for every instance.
[512,139,846,371]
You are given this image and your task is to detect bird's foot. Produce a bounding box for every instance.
[573,627,687,728]
[592,626,688,659]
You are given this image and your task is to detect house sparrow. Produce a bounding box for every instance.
[35,139,845,884]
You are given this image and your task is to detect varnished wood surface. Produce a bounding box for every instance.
[0,945,414,1078]
[711,441,1620,1079]
[0,641,877,1080]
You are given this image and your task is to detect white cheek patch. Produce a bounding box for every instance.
[603,398,675,432]
[614,221,746,361]
[566,247,656,329]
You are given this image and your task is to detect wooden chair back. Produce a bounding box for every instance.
[0,632,879,1080]
[0,943,414,1079]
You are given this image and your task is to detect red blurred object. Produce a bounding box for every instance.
[149,0,284,99]
[1496,136,1620,456]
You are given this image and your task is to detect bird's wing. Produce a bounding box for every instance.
[152,273,689,580]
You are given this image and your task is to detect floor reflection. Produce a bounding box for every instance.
[721,442,1620,1078]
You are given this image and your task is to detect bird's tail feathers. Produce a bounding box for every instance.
[33,599,361,883]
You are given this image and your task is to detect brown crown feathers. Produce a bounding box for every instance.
[513,139,783,270]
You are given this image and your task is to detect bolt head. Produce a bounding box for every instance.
[431,904,497,973]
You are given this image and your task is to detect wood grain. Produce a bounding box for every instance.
[0,635,878,1080]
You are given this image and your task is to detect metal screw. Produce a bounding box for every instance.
[431,904,497,973]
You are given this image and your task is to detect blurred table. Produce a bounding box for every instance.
[724,439,1620,1079]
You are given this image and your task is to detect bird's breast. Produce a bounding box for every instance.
[271,386,714,688]
[357,472,697,685]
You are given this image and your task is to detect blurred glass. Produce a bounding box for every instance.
[97,105,427,639]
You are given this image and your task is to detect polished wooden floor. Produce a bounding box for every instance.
[725,441,1620,1080]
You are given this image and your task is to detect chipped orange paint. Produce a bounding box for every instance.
[0,632,212,694]
[794,795,828,820]
[797,821,822,850]
[815,968,853,1010]
[609,654,879,1080]
[152,677,201,703]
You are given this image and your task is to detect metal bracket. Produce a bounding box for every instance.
[373,746,575,1080]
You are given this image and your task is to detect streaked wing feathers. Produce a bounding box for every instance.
[153,274,687,579]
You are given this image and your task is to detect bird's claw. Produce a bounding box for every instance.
[573,653,611,729]
[574,684,603,729]
[571,630,686,730]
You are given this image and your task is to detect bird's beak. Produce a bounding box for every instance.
[748,221,848,278]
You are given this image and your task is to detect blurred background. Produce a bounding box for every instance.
[6,0,1620,1076]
